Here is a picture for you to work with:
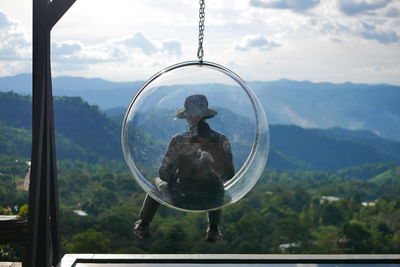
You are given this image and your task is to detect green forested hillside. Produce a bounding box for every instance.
[0,92,163,164]
[0,92,31,129]
[3,74,400,141]
[313,127,400,160]
[270,125,397,170]
[0,123,31,157]
[1,91,400,259]
[1,91,399,170]
[1,154,399,257]
[109,105,400,171]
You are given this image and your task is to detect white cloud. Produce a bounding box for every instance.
[234,35,281,51]
[52,41,82,56]
[307,15,400,44]
[0,61,29,77]
[281,105,316,128]
[1,0,400,84]
[0,11,30,61]
[337,0,392,15]
[250,0,321,12]
[49,32,183,73]
[248,0,400,46]
[1,8,183,75]
[117,33,182,56]
[0,11,12,28]
[120,32,157,55]
[51,40,119,71]
[385,7,400,17]
[361,22,399,43]
[48,32,184,76]
[161,40,183,56]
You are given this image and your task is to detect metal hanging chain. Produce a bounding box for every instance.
[197,0,205,62]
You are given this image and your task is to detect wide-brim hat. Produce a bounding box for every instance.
[176,94,217,120]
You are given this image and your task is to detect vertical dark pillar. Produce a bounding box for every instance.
[27,1,75,266]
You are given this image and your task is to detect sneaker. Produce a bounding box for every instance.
[206,227,222,243]
[133,220,151,238]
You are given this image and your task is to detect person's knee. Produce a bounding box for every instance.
[154,177,169,196]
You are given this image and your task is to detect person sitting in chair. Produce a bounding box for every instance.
[133,94,235,242]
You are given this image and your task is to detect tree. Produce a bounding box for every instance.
[65,229,111,253]
[339,221,371,253]
[320,204,343,225]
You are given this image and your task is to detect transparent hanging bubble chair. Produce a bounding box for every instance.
[122,61,269,212]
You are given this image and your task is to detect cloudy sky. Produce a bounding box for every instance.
[1,0,400,84]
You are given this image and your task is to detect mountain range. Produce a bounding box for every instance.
[1,73,399,142]
[1,91,399,172]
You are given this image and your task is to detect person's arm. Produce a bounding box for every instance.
[220,135,235,182]
[159,136,181,183]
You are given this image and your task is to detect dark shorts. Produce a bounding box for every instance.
[169,181,224,210]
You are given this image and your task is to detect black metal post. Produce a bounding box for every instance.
[27,1,75,266]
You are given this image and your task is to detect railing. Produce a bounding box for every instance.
[58,254,400,267]
[0,216,27,244]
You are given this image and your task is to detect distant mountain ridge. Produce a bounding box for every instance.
[1,73,399,142]
[0,73,143,111]
[1,91,399,171]
[0,73,139,93]
[0,92,163,163]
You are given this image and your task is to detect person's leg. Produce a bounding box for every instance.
[134,195,160,238]
[206,209,222,242]
[208,209,221,230]
[138,194,160,225]
[139,177,166,225]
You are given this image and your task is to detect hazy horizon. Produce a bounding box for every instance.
[1,72,400,87]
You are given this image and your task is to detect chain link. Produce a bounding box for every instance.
[197,0,205,62]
